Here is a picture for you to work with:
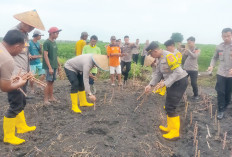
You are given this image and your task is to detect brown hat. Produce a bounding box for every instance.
[144,55,155,67]
[14,10,45,31]
[92,55,109,71]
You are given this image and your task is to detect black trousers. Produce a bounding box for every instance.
[6,83,27,118]
[186,70,198,96]
[65,68,85,93]
[89,73,96,85]
[215,75,232,112]
[121,61,131,81]
[133,54,139,64]
[141,56,145,66]
[165,76,188,117]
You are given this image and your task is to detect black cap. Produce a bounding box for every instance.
[187,36,195,42]
[146,41,159,53]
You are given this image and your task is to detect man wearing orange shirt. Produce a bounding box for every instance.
[107,36,123,86]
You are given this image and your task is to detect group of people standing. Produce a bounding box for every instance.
[0,9,232,145]
[144,28,232,140]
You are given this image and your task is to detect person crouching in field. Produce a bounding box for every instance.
[208,28,232,120]
[145,41,188,140]
[29,30,45,94]
[1,30,28,145]
[155,40,182,96]
[64,54,109,113]
[183,37,200,100]
[82,35,101,94]
[107,36,123,86]
[43,27,62,105]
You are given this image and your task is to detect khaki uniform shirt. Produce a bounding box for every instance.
[132,43,140,54]
[210,42,232,77]
[121,43,134,62]
[183,47,200,71]
[64,54,94,93]
[149,51,187,87]
[0,43,15,80]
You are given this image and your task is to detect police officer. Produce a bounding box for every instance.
[208,28,232,120]
[155,40,183,96]
[145,41,188,140]
[64,54,109,113]
[183,37,201,100]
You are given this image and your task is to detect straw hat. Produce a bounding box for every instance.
[14,10,45,30]
[144,55,155,67]
[92,55,109,71]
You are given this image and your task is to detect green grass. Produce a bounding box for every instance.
[196,44,216,71]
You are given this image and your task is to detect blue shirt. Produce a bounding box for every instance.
[29,40,41,65]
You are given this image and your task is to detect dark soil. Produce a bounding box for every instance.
[0,79,231,157]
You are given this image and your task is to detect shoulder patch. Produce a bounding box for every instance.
[166,54,180,70]
[167,54,175,62]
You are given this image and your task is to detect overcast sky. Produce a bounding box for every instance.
[0,0,231,44]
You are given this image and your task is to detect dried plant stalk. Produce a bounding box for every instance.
[104,93,107,104]
[214,110,217,125]
[18,88,27,97]
[206,141,211,149]
[137,91,145,101]
[217,121,220,137]
[222,132,227,150]
[185,102,189,119]
[193,121,198,144]
[94,102,96,111]
[109,88,115,103]
[190,112,193,125]
[195,139,198,157]
[206,124,211,137]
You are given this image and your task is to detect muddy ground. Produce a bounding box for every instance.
[0,78,231,157]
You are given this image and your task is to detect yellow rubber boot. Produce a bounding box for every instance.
[70,93,82,113]
[159,86,166,96]
[163,116,180,140]
[3,116,25,145]
[16,110,36,134]
[78,91,94,107]
[159,116,171,132]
